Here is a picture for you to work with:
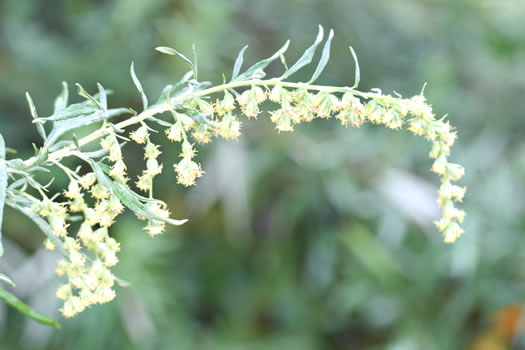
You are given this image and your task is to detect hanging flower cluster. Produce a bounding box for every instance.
[1,26,466,324]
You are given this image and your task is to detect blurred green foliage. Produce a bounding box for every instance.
[1,0,525,349]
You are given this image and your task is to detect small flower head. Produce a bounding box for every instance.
[166,122,184,142]
[216,91,236,116]
[64,179,81,199]
[129,124,149,144]
[91,183,110,200]
[79,172,97,189]
[174,157,204,186]
[144,141,161,159]
[109,159,128,182]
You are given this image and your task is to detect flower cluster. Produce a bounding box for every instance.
[168,84,466,243]
[32,171,122,317]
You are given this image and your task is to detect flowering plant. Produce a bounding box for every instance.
[0,26,465,326]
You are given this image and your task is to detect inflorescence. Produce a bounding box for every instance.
[1,26,465,319]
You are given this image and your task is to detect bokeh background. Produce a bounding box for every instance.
[1,0,525,349]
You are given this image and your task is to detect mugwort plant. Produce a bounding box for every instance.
[0,26,465,325]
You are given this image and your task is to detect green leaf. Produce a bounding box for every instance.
[231,45,248,81]
[38,102,99,123]
[130,62,148,111]
[234,40,290,82]
[349,46,360,88]
[0,287,60,329]
[96,83,108,111]
[0,273,15,287]
[12,202,69,259]
[53,82,69,114]
[76,83,103,110]
[0,134,6,256]
[192,44,198,80]
[47,108,131,145]
[308,29,334,84]
[89,161,187,226]
[156,46,197,80]
[25,92,47,141]
[283,25,324,79]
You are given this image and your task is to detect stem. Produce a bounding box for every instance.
[21,79,390,168]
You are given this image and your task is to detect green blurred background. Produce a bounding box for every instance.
[1,0,525,349]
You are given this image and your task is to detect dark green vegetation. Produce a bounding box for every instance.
[0,0,524,349]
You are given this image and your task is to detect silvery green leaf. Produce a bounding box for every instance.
[90,161,187,226]
[308,29,334,84]
[76,83,103,110]
[234,40,290,82]
[0,273,15,287]
[25,93,47,141]
[156,46,197,80]
[231,45,248,81]
[283,25,324,79]
[47,108,131,144]
[97,83,108,111]
[130,62,148,111]
[0,134,6,256]
[12,202,69,259]
[53,81,69,113]
[192,44,198,80]
[349,46,360,88]
[0,286,60,329]
[37,102,99,123]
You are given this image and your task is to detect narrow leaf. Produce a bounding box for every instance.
[130,62,148,111]
[231,45,248,81]
[0,273,15,287]
[25,93,47,141]
[13,203,69,258]
[37,102,99,123]
[96,83,108,111]
[47,108,131,145]
[308,29,334,84]
[283,25,324,79]
[349,46,360,88]
[53,82,69,114]
[0,134,6,256]
[0,287,60,329]
[156,46,197,79]
[234,40,290,82]
[90,161,188,226]
[192,44,198,80]
[76,83,103,110]
[279,52,289,75]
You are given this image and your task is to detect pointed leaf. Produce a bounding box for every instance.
[96,83,108,111]
[0,273,15,287]
[12,202,69,258]
[37,101,99,123]
[76,83,103,110]
[130,62,148,111]
[0,287,60,329]
[234,40,290,82]
[0,134,6,256]
[283,25,324,79]
[156,46,197,79]
[47,108,131,145]
[26,93,47,141]
[192,44,198,80]
[349,46,360,88]
[53,82,69,113]
[231,45,248,81]
[308,29,334,83]
[90,161,187,226]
